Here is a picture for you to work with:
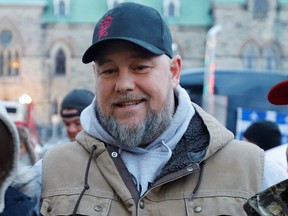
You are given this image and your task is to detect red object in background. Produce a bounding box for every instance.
[25,103,40,144]
[13,103,40,145]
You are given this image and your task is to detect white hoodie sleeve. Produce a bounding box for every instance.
[262,153,288,190]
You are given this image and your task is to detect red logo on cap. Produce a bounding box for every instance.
[98,15,113,40]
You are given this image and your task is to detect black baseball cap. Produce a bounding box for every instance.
[82,2,173,64]
[60,89,94,118]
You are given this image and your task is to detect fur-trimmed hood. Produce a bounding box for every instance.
[0,105,39,215]
[0,105,19,212]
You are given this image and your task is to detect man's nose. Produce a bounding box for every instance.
[67,124,78,133]
[115,71,135,92]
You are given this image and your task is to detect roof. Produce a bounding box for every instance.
[42,0,107,23]
[0,0,46,6]
[213,0,245,3]
[42,0,212,26]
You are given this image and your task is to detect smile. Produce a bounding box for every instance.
[114,99,145,107]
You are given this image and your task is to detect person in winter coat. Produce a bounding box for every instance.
[40,2,288,215]
[16,123,38,166]
[0,104,38,216]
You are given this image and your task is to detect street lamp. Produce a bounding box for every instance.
[19,93,32,105]
[202,25,222,114]
[18,93,32,128]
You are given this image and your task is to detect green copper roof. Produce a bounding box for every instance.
[0,0,46,5]
[165,0,211,26]
[43,0,211,26]
[43,0,107,23]
[213,0,245,3]
[279,0,288,5]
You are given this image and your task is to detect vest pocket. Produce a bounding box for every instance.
[185,196,247,216]
[41,194,112,215]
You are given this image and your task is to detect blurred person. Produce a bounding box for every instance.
[40,89,94,156]
[243,80,288,215]
[33,89,94,215]
[15,122,38,166]
[243,120,282,151]
[265,80,288,172]
[40,3,287,215]
[60,88,94,141]
[0,103,38,216]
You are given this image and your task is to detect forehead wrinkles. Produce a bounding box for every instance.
[95,41,162,64]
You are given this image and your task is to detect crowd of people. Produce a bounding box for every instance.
[1,2,288,216]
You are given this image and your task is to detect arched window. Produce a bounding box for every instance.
[262,44,280,71]
[168,3,175,17]
[7,52,12,76]
[253,0,269,19]
[55,49,66,75]
[0,53,3,76]
[242,43,259,69]
[0,29,21,77]
[53,0,70,16]
[163,0,180,17]
[59,0,65,16]
[13,51,19,76]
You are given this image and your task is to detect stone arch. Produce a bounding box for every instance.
[49,40,72,76]
[240,39,261,70]
[0,17,24,76]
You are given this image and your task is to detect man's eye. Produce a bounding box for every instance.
[135,65,150,71]
[100,69,116,75]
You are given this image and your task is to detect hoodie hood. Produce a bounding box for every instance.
[192,102,235,160]
[0,104,19,212]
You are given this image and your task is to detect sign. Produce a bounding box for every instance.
[236,107,288,144]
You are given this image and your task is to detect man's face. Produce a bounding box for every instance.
[62,108,82,141]
[93,41,181,147]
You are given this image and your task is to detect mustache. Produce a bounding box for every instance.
[111,93,148,104]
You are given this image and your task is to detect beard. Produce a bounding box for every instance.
[95,89,174,148]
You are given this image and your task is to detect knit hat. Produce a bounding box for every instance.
[60,89,94,118]
[82,2,173,63]
[243,120,281,151]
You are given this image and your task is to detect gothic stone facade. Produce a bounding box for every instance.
[0,0,288,135]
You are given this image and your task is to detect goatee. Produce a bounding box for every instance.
[95,92,174,148]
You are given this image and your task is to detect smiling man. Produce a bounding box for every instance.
[40,2,287,216]
[93,41,178,148]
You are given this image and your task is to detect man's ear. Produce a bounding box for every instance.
[170,55,182,88]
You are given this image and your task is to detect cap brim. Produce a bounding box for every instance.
[82,38,165,64]
[268,80,288,105]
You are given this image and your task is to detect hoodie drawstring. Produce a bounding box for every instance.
[189,162,205,200]
[72,145,97,216]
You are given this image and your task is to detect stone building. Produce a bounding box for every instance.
[0,0,288,141]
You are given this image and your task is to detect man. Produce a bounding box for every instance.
[40,3,287,215]
[243,120,282,151]
[243,80,288,215]
[265,80,288,172]
[60,89,94,141]
[33,89,94,215]
[39,89,94,157]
